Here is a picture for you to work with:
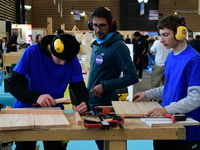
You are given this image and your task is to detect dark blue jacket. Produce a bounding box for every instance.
[88,32,138,108]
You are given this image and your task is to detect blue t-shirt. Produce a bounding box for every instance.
[163,45,200,141]
[13,44,83,109]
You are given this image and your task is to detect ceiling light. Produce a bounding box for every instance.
[24,5,32,11]
[80,12,86,17]
[138,0,148,3]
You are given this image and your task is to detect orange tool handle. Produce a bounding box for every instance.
[164,113,175,123]
[101,108,110,114]
[84,124,102,129]
[32,97,71,107]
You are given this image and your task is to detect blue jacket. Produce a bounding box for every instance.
[88,32,138,108]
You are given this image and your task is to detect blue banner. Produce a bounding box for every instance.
[140,1,145,15]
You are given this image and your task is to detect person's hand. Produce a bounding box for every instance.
[132,92,146,102]
[136,58,140,64]
[75,102,87,116]
[147,108,167,117]
[90,84,103,97]
[36,94,56,107]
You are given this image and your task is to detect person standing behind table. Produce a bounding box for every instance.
[147,35,156,69]
[7,44,17,53]
[132,31,148,82]
[0,37,9,54]
[150,39,172,88]
[8,32,18,47]
[7,33,89,150]
[34,34,42,43]
[133,15,200,150]
[87,6,138,150]
[124,35,131,44]
[189,35,200,53]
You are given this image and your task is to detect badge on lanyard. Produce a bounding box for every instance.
[96,55,104,65]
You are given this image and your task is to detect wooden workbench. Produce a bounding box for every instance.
[0,113,186,150]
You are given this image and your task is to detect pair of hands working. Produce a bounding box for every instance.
[89,85,167,117]
[36,94,87,116]
[133,92,167,117]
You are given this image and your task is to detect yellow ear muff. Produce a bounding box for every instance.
[175,26,188,41]
[54,38,64,53]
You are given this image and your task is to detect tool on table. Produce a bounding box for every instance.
[69,89,82,125]
[84,106,125,130]
[84,119,119,130]
[124,113,187,123]
[32,97,71,107]
[69,89,77,105]
[164,113,187,123]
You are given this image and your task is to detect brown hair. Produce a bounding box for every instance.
[157,15,186,34]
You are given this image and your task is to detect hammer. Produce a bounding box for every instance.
[32,97,71,107]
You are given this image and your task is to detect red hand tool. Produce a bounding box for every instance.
[164,113,187,123]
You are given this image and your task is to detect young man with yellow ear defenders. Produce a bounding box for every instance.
[133,15,200,150]
[7,33,89,150]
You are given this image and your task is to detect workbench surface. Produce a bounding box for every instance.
[0,113,185,141]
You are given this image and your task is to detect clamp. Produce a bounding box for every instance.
[164,113,187,123]
[84,106,125,130]
[84,119,119,130]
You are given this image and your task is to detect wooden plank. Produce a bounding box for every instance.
[141,118,200,127]
[73,105,82,125]
[112,101,162,117]
[0,114,34,130]
[1,108,64,114]
[0,107,70,130]
[34,114,70,128]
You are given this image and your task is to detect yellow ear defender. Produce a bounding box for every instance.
[53,35,82,54]
[175,26,188,41]
[175,16,188,41]
[54,38,64,53]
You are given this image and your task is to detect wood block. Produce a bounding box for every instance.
[73,105,82,125]
[112,101,162,117]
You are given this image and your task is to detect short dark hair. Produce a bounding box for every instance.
[91,7,113,24]
[157,15,186,33]
[196,35,200,39]
[134,32,141,37]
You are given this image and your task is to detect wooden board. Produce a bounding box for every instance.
[112,101,162,117]
[0,108,70,130]
[141,118,200,127]
[34,114,70,129]
[0,114,34,130]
